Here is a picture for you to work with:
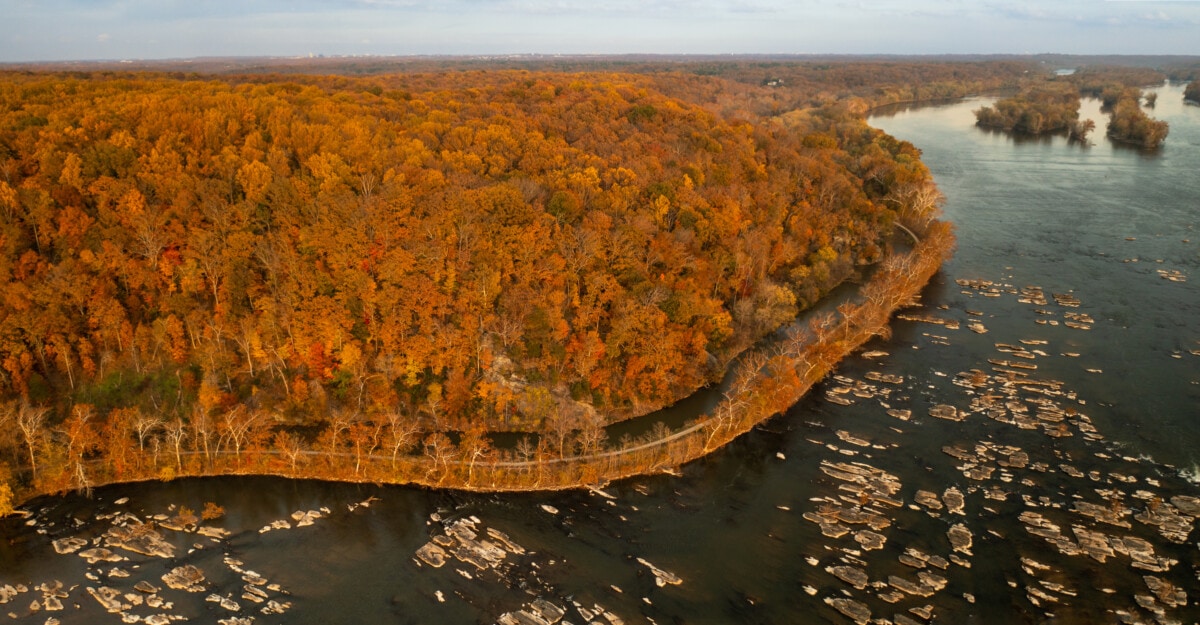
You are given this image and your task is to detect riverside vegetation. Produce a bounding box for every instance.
[0,58,1154,510]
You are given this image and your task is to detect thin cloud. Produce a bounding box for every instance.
[3,0,1199,61]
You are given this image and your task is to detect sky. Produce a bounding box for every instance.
[3,0,1199,62]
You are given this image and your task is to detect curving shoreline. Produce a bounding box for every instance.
[7,219,953,508]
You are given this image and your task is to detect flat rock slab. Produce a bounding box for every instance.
[162,565,206,592]
[947,523,973,555]
[915,490,943,511]
[415,543,447,568]
[824,597,871,624]
[942,487,965,515]
[929,404,963,421]
[52,537,87,555]
[79,548,126,565]
[825,565,868,590]
[855,530,887,551]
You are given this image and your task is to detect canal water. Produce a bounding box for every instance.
[2,83,1197,625]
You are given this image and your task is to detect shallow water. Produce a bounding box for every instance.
[2,84,1198,625]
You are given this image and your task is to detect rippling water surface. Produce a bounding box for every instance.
[2,84,1198,625]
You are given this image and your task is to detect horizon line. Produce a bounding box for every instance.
[5,51,1200,67]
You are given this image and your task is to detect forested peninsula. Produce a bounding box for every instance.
[0,59,1081,508]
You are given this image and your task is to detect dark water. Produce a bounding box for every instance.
[2,85,1199,625]
[873,86,1200,470]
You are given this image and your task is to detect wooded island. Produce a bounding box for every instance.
[974,69,1174,148]
[974,82,1089,138]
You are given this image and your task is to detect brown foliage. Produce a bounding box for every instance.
[0,60,966,504]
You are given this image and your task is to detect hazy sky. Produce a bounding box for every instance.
[3,0,1199,62]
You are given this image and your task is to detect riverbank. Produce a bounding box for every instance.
[4,218,953,510]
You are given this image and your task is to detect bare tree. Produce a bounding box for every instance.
[515,436,536,464]
[274,430,306,475]
[187,228,226,308]
[15,403,49,481]
[164,418,188,471]
[133,412,162,456]
[59,404,97,493]
[72,459,93,496]
[459,425,493,486]
[422,432,457,485]
[706,392,747,451]
[323,409,354,456]
[231,317,260,377]
[885,180,944,235]
[265,344,292,396]
[573,413,608,457]
[731,351,767,397]
[359,172,377,200]
[383,411,419,472]
[189,406,215,466]
[348,420,382,476]
[217,407,263,467]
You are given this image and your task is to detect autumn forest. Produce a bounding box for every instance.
[0,57,1190,509]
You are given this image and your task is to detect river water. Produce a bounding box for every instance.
[2,84,1198,625]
